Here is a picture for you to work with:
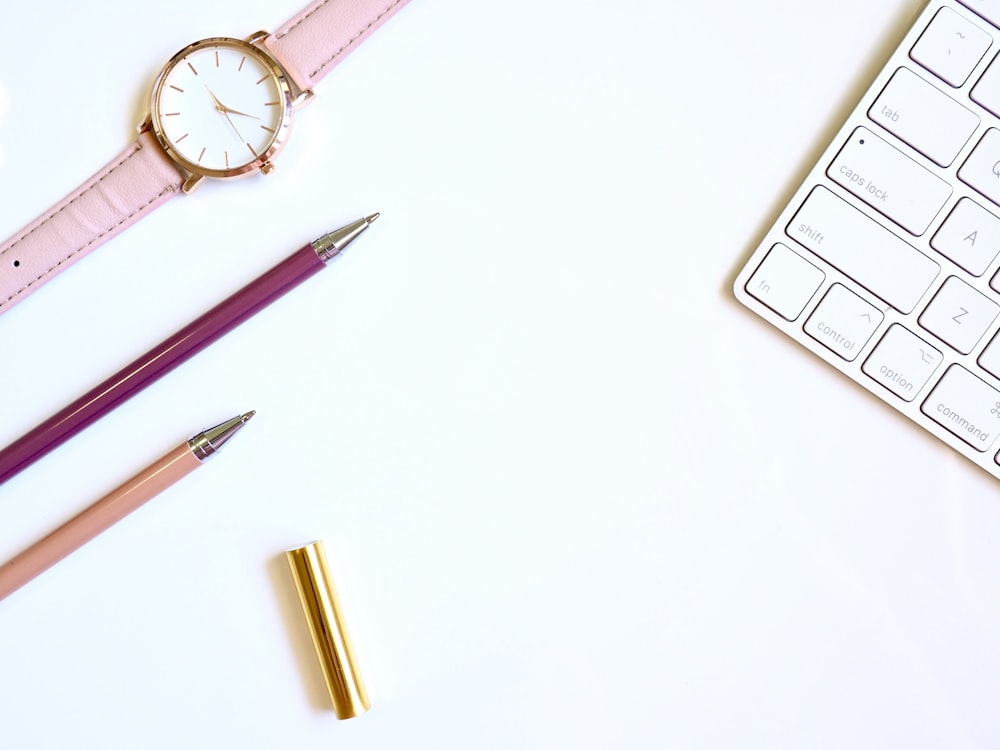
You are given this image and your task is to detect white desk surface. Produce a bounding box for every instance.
[2,1,998,747]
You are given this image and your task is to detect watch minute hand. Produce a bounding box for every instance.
[221,105,260,120]
[205,86,259,120]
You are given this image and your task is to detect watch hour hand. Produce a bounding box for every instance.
[205,85,227,112]
[206,86,245,141]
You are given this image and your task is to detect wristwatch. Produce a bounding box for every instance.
[0,0,409,316]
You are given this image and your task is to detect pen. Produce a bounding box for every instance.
[0,412,254,601]
[0,213,377,486]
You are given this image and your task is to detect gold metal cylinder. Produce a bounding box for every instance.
[286,540,370,719]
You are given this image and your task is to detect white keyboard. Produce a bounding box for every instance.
[733,0,1000,480]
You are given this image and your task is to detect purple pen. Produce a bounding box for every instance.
[0,213,378,486]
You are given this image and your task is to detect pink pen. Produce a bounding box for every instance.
[0,213,377,486]
[0,412,254,600]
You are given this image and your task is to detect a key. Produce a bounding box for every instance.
[911,7,992,87]
[862,324,943,402]
[976,328,1000,379]
[804,284,884,361]
[922,364,1000,452]
[744,243,824,321]
[919,275,1000,353]
[958,128,1000,210]
[827,127,952,235]
[786,186,940,313]
[930,197,1000,276]
[869,67,980,167]
[959,0,1000,28]
[968,55,1000,121]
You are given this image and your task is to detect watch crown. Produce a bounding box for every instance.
[260,161,275,175]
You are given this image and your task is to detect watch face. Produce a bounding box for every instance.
[150,37,292,178]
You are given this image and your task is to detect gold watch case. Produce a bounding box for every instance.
[145,34,296,193]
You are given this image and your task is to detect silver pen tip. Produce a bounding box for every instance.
[313,214,380,263]
[189,412,255,460]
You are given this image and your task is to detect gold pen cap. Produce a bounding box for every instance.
[286,540,370,719]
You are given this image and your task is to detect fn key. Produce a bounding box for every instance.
[745,243,825,321]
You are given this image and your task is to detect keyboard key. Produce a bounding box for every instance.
[919,275,1000,353]
[863,324,943,402]
[910,7,992,87]
[960,0,1000,28]
[970,54,1000,120]
[787,186,940,313]
[977,328,1000,378]
[922,364,1000,451]
[957,128,1000,209]
[931,197,1000,275]
[869,67,980,166]
[827,127,952,235]
[804,284,883,361]
[744,243,824,321]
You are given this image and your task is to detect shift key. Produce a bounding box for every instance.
[787,186,939,313]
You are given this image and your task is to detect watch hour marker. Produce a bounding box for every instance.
[256,74,269,85]
[246,142,257,157]
[163,112,181,117]
[264,101,280,107]
[260,124,276,134]
[170,84,184,93]
[215,50,220,67]
[176,133,189,143]
[225,150,230,168]
[238,56,246,71]
[198,147,206,163]
[187,62,198,76]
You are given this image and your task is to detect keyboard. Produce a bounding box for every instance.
[734,0,1000,481]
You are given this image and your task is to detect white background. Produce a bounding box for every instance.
[1,0,998,747]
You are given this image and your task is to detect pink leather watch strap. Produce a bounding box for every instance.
[0,129,183,314]
[263,0,410,94]
[0,0,408,317]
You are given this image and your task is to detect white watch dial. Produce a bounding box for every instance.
[152,38,290,176]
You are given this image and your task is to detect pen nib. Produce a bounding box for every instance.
[188,412,255,461]
[312,213,381,263]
